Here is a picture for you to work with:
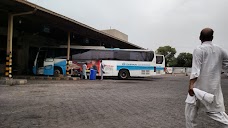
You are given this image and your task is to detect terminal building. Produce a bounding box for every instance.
[0,0,143,77]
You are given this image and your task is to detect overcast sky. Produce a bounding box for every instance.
[28,0,228,54]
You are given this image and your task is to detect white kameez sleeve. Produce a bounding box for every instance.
[222,49,228,70]
[190,48,203,80]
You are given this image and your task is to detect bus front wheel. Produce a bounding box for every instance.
[54,67,63,77]
[118,70,129,79]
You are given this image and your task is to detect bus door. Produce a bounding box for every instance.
[33,50,46,75]
[43,58,54,75]
[34,49,54,75]
[156,55,165,75]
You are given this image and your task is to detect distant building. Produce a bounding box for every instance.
[101,29,128,42]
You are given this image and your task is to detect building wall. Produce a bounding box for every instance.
[101,29,128,42]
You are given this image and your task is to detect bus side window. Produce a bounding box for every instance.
[99,50,114,60]
[148,52,154,61]
[53,48,67,59]
[46,48,55,58]
[114,51,130,61]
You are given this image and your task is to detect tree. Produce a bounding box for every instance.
[168,57,177,67]
[156,46,176,66]
[176,52,192,67]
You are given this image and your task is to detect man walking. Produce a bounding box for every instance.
[100,60,104,80]
[185,28,228,127]
[82,63,87,79]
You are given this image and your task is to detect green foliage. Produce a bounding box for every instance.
[156,46,176,66]
[168,57,177,67]
[176,52,192,67]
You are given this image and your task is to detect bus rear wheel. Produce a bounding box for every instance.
[118,70,129,79]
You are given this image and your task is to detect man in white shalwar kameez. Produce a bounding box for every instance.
[185,28,228,128]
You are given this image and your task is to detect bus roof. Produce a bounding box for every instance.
[39,45,154,52]
[59,45,153,52]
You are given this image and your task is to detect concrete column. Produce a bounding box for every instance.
[66,32,71,75]
[5,14,13,78]
[4,10,36,78]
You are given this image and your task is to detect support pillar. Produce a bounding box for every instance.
[5,14,13,78]
[5,10,36,79]
[66,32,71,75]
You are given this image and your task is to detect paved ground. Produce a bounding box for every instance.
[1,75,228,128]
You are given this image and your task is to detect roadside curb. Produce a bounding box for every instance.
[0,78,27,85]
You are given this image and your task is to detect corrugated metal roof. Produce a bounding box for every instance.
[7,0,144,49]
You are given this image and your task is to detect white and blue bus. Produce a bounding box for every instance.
[33,46,157,79]
[156,54,166,75]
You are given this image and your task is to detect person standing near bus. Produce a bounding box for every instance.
[185,28,228,127]
[82,63,87,79]
[100,60,104,80]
